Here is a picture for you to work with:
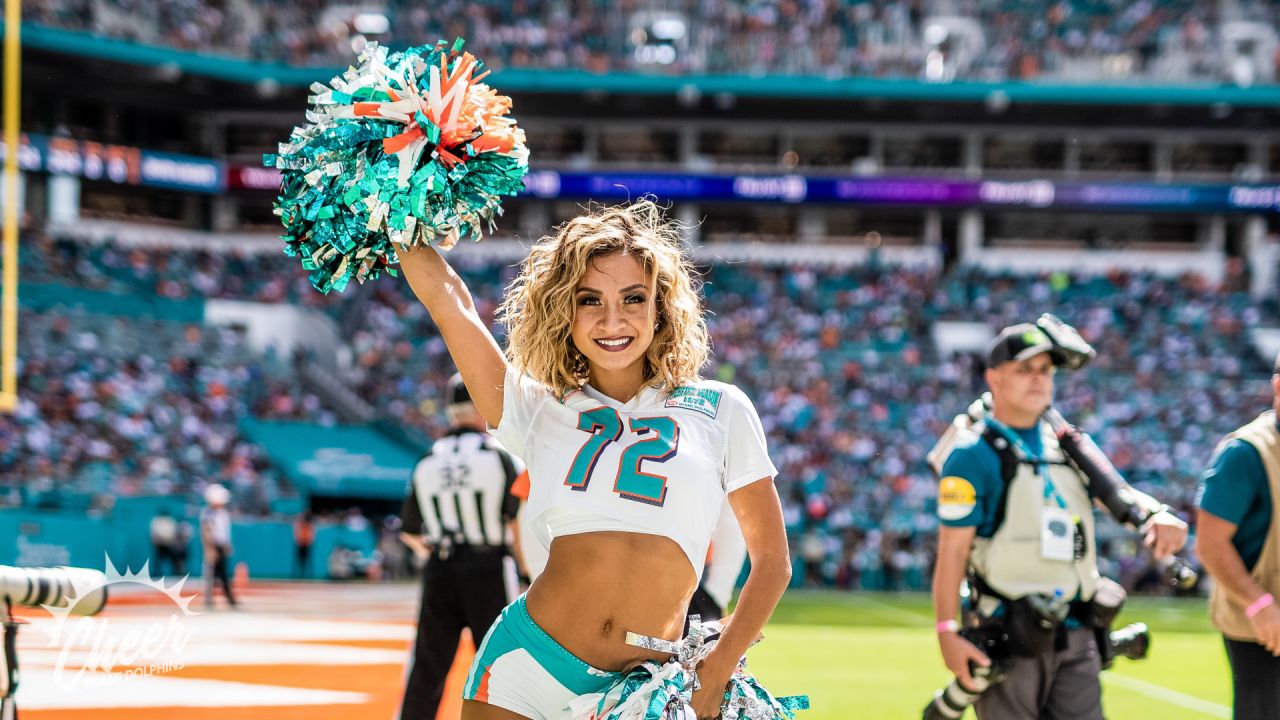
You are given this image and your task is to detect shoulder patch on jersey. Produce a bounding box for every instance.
[665,386,723,419]
[938,476,977,521]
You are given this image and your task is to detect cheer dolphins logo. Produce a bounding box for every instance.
[41,555,200,690]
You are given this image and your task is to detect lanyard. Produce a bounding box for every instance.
[985,415,1068,510]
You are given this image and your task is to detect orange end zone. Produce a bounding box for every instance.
[18,583,478,720]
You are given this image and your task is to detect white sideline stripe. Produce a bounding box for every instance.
[17,641,408,668]
[1104,673,1230,718]
[16,674,369,709]
[850,595,935,625]
[18,615,415,645]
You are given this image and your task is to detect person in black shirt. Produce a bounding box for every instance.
[398,374,525,720]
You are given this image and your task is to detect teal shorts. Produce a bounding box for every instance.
[464,594,622,719]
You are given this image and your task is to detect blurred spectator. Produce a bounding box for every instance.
[327,544,359,580]
[293,510,315,578]
[149,507,184,576]
[200,483,238,609]
[327,543,377,580]
[378,516,406,581]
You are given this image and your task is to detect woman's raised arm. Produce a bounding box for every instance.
[397,244,509,427]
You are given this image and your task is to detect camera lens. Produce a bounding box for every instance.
[1108,622,1150,661]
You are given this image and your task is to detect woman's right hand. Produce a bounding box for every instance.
[689,654,736,720]
[939,631,990,688]
[396,243,509,426]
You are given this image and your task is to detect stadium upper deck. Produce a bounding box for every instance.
[20,0,1280,85]
[11,0,1278,187]
[4,1,1277,271]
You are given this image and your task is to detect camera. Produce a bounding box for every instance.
[0,565,109,616]
[923,581,1150,720]
[921,624,1014,720]
[0,564,110,716]
[1035,313,1096,370]
[921,621,1151,720]
[1106,622,1150,666]
[921,592,1070,720]
[922,664,1001,720]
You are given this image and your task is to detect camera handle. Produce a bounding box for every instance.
[0,595,25,720]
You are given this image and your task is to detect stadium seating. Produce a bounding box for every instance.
[0,299,323,516]
[12,230,1278,589]
[22,0,1279,83]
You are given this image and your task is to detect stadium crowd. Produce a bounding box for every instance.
[25,234,332,307]
[0,304,325,516]
[9,231,1278,589]
[21,0,1280,83]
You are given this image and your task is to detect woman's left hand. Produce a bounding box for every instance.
[690,653,736,720]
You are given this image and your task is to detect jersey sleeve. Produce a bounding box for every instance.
[722,386,778,493]
[400,485,424,536]
[485,434,527,508]
[1197,438,1266,527]
[500,452,527,522]
[937,439,1000,528]
[399,462,425,535]
[509,469,531,501]
[493,365,553,460]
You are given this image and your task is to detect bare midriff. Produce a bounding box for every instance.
[525,531,697,672]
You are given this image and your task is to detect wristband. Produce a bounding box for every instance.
[935,619,960,634]
[1140,507,1181,533]
[1247,593,1275,620]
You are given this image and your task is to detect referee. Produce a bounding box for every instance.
[398,374,524,720]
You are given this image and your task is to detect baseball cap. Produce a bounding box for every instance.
[987,323,1068,368]
[446,374,472,406]
[204,483,230,506]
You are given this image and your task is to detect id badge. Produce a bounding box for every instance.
[1040,507,1075,562]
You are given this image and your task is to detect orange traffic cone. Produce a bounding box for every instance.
[233,561,249,593]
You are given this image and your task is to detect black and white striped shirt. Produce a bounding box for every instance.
[400,429,523,548]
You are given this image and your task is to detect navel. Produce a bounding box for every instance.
[601,618,613,637]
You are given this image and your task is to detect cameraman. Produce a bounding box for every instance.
[932,322,1187,719]
[1196,354,1280,720]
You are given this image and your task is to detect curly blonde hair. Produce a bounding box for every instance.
[498,200,709,398]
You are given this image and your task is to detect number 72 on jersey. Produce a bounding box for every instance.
[564,407,679,507]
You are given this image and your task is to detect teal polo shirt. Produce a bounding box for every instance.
[1198,438,1273,570]
[938,425,1044,539]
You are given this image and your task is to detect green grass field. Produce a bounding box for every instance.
[746,591,1232,719]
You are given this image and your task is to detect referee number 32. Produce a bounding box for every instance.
[564,407,680,507]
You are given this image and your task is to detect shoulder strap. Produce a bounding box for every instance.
[981,423,1022,533]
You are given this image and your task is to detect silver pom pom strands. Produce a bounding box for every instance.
[265,38,529,294]
[568,616,810,720]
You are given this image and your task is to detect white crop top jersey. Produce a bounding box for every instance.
[493,367,777,581]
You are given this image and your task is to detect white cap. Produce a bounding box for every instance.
[203,484,231,506]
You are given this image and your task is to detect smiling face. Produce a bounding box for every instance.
[499,200,711,398]
[570,251,658,393]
